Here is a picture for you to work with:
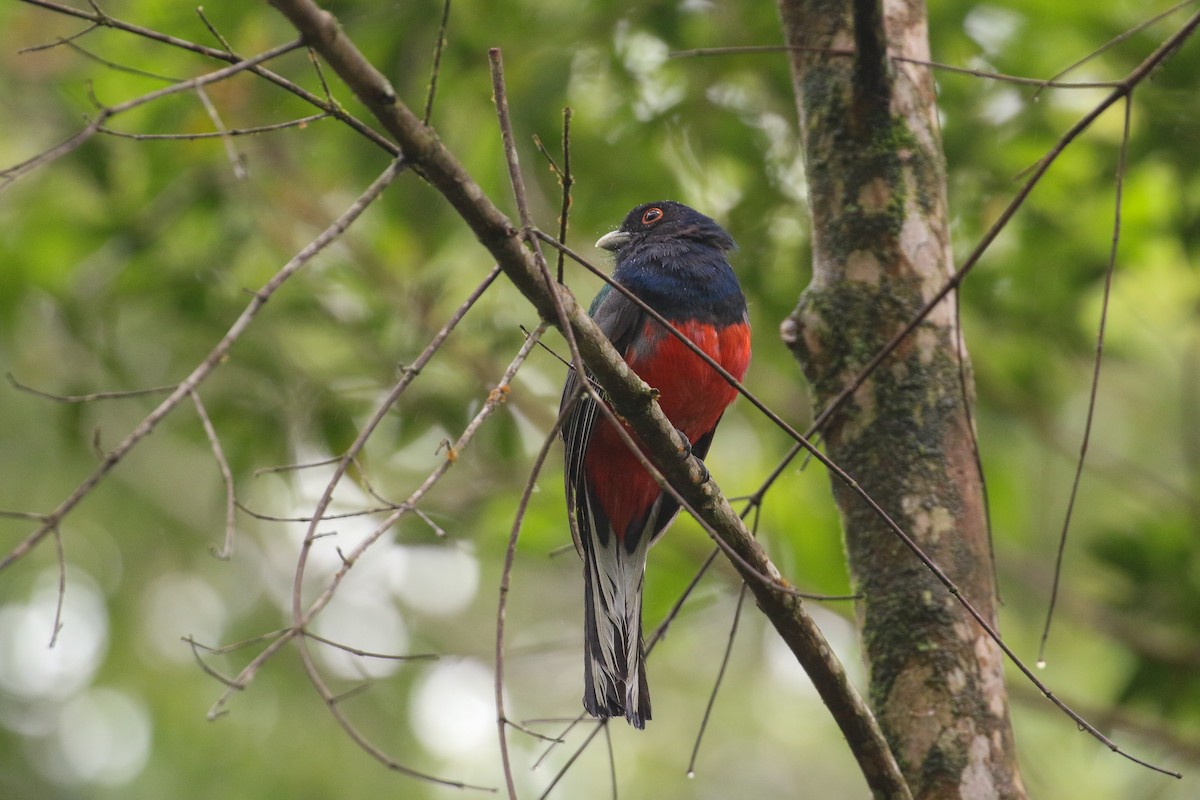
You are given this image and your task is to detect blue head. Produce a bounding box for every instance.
[594,201,745,324]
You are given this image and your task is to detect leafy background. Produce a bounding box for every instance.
[1,1,1198,798]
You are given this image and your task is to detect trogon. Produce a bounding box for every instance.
[561,201,751,728]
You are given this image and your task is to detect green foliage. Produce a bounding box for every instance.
[1,1,1198,798]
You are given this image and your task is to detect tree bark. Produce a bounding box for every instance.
[775,0,1027,797]
[268,1,912,795]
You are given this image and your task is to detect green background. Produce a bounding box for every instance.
[1,1,1198,797]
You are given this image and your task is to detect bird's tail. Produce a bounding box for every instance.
[582,534,651,728]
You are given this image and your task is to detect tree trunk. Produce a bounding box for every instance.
[775,0,1027,797]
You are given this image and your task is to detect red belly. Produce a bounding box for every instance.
[583,319,751,538]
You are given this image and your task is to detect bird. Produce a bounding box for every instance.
[560,201,751,728]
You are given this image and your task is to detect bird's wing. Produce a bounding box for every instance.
[560,284,646,559]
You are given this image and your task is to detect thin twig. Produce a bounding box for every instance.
[1038,95,1133,666]
[17,22,99,53]
[16,0,397,156]
[603,721,617,800]
[253,455,343,476]
[189,390,237,560]
[647,548,722,652]
[6,373,177,402]
[496,325,556,800]
[187,628,293,655]
[285,267,541,790]
[1032,0,1200,101]
[537,721,606,800]
[423,0,452,124]
[184,636,244,689]
[329,683,373,705]
[669,45,1121,89]
[530,108,574,283]
[0,510,50,522]
[47,524,67,648]
[489,49,551,276]
[196,6,235,55]
[303,630,439,661]
[505,719,564,745]
[200,630,300,715]
[531,715,586,770]
[755,8,1200,511]
[98,112,329,140]
[289,265,502,631]
[194,85,246,180]
[1,156,409,575]
[2,38,304,188]
[687,582,747,778]
[289,324,535,791]
[58,38,180,82]
[235,502,394,522]
[273,0,1194,779]
[412,507,447,538]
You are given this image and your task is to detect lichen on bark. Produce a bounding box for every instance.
[776,0,1027,797]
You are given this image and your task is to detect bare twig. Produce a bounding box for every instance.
[18,22,99,53]
[531,715,587,770]
[289,305,535,792]
[687,582,747,778]
[801,12,1200,466]
[17,0,397,155]
[47,524,67,648]
[270,0,1191,781]
[537,721,606,800]
[289,265,502,631]
[1038,95,1133,666]
[265,7,903,793]
[303,630,439,661]
[1032,0,1200,100]
[253,455,343,476]
[98,112,329,140]
[194,86,247,180]
[531,107,574,282]
[602,722,617,800]
[0,156,408,575]
[495,324,556,800]
[669,45,1122,89]
[0,510,50,522]
[2,38,304,188]
[56,38,181,81]
[6,373,177,402]
[189,390,237,560]
[489,48,550,276]
[423,0,452,124]
[196,6,236,55]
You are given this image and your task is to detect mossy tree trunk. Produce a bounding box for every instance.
[775,0,1027,797]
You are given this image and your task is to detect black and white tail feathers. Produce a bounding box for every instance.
[579,498,659,728]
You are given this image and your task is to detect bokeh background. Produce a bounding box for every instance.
[2,1,1198,797]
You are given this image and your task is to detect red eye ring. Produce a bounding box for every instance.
[641,207,664,225]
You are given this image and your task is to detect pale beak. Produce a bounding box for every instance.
[595,230,632,251]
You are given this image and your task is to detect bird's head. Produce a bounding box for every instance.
[595,201,735,257]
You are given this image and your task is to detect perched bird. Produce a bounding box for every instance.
[561,201,751,728]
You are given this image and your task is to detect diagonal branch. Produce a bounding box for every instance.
[267,1,908,795]
[1,156,408,575]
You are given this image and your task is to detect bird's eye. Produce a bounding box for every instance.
[641,207,664,225]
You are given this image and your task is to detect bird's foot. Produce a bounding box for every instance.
[674,428,710,484]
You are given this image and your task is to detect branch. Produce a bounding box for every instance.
[0,156,408,574]
[17,0,397,156]
[2,37,304,187]
[267,1,908,795]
